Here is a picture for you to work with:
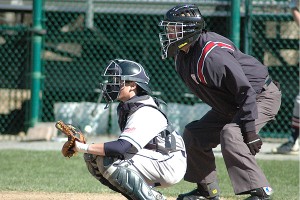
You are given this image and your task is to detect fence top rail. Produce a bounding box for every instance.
[0,0,291,15]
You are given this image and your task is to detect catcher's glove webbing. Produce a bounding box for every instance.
[55,120,86,158]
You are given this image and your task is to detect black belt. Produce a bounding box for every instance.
[264,75,272,87]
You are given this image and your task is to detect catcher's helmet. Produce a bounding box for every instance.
[159,4,205,59]
[102,59,151,103]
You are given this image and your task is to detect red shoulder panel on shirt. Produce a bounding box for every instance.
[196,41,234,84]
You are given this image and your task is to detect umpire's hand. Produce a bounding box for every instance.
[242,131,263,155]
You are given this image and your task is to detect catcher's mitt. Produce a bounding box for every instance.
[55,120,86,158]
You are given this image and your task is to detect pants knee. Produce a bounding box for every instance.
[220,124,242,153]
[220,124,240,141]
[84,153,103,181]
[83,154,116,180]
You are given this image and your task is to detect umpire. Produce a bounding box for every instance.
[158,4,282,200]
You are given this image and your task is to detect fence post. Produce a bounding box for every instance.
[244,0,253,54]
[29,0,45,127]
[230,0,241,48]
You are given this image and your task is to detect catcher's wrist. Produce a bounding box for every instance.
[75,141,89,153]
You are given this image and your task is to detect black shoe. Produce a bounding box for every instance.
[176,188,220,200]
[244,187,273,200]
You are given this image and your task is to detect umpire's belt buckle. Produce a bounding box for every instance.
[264,75,272,87]
[259,75,272,93]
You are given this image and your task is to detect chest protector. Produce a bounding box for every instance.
[117,95,185,153]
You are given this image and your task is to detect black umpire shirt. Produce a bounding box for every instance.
[175,31,268,134]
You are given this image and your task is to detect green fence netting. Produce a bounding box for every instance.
[0,0,299,138]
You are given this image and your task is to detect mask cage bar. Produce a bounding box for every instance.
[158,21,185,59]
[102,60,126,105]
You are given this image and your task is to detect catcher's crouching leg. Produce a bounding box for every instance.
[83,153,132,200]
[96,157,160,200]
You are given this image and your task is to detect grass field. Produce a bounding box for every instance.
[0,150,298,200]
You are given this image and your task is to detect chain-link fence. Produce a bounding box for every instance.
[0,0,299,138]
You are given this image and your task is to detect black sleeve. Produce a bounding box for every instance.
[104,139,132,157]
[205,48,257,133]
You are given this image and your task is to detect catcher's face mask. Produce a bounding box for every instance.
[102,60,125,104]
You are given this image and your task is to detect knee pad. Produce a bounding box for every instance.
[85,154,133,199]
[102,160,156,200]
[95,156,117,174]
[84,153,102,181]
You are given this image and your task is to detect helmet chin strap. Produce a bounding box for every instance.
[182,34,200,53]
[180,43,191,53]
[166,32,200,57]
[187,34,200,47]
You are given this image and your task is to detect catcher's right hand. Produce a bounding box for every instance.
[55,120,87,158]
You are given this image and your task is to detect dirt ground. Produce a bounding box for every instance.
[0,191,177,200]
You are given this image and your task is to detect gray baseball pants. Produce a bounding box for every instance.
[183,81,281,194]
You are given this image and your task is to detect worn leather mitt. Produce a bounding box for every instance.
[55,120,86,158]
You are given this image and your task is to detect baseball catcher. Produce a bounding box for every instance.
[61,59,187,200]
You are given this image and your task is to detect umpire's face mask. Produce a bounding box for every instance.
[102,61,124,104]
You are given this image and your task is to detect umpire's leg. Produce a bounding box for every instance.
[183,109,230,183]
[221,124,269,194]
[221,81,281,195]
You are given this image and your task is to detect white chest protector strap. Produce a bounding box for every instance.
[118,96,185,153]
[140,104,185,154]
